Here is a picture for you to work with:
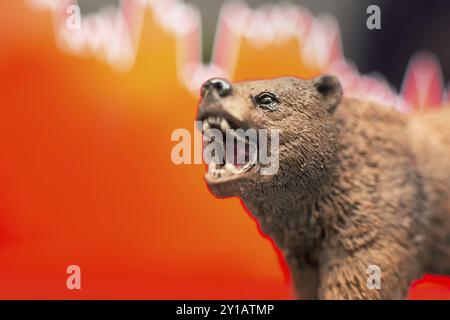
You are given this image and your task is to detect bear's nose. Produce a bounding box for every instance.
[200,78,232,98]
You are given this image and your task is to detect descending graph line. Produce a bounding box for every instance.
[28,0,447,111]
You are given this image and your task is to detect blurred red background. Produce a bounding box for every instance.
[0,1,448,299]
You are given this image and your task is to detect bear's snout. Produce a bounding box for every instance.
[200,78,233,98]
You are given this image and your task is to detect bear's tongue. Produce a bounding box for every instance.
[222,137,257,170]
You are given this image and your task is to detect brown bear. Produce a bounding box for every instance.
[196,75,450,299]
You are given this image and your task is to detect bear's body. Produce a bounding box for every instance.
[273,98,450,299]
[197,75,450,299]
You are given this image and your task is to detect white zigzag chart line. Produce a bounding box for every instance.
[27,0,448,111]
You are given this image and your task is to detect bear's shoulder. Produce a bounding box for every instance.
[337,97,406,126]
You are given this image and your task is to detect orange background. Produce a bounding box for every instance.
[0,1,448,299]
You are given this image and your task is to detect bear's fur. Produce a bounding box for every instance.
[196,75,450,299]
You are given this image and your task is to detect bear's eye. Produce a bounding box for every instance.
[254,92,279,111]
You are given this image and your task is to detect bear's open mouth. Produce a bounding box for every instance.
[199,111,258,183]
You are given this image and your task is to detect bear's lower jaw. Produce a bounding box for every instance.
[204,164,259,198]
[205,158,257,181]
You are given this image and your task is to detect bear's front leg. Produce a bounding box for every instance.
[285,253,319,300]
[317,248,419,299]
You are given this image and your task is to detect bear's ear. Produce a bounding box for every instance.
[312,74,343,113]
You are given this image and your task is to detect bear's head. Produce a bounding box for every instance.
[196,75,343,200]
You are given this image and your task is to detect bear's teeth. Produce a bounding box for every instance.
[220,118,230,131]
[208,161,223,178]
[202,121,210,132]
[208,161,216,174]
[207,116,221,126]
